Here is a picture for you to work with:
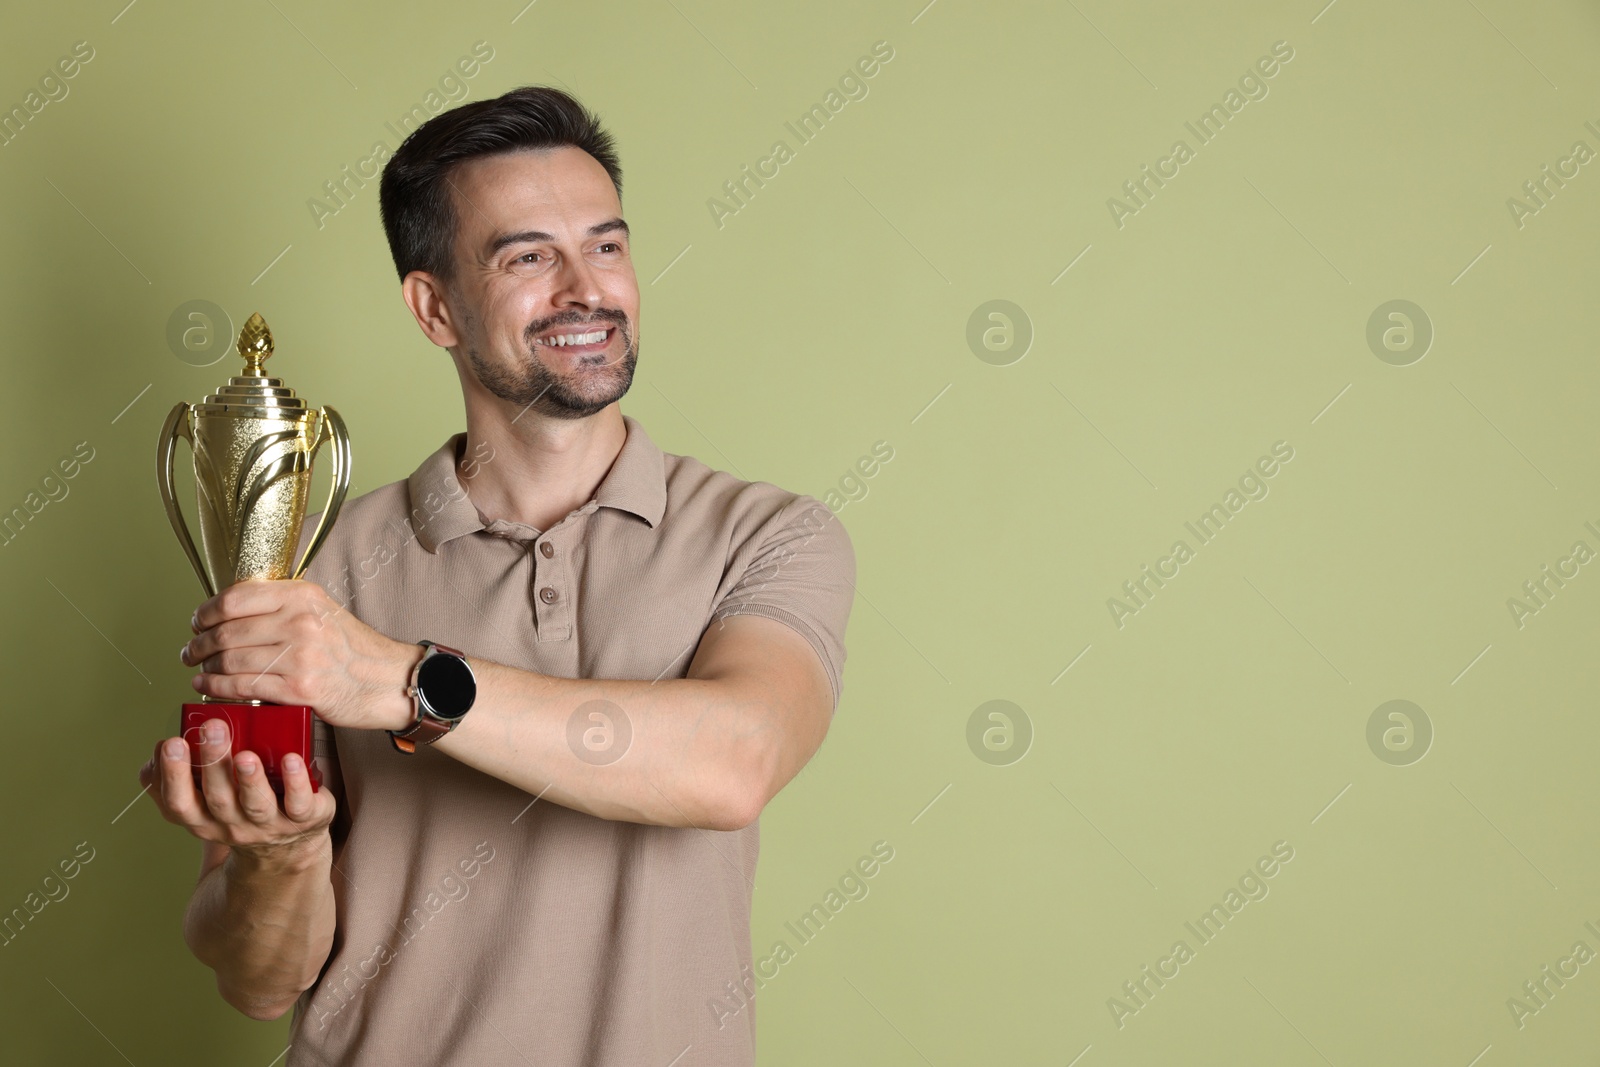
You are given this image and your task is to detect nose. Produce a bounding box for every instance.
[551,251,603,312]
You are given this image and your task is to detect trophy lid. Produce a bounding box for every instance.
[194,312,311,417]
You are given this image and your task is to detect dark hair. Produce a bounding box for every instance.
[377,85,623,283]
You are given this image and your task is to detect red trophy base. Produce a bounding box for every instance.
[180,703,322,796]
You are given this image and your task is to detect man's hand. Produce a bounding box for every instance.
[180,579,418,732]
[138,718,335,861]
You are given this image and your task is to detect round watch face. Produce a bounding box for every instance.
[417,653,476,720]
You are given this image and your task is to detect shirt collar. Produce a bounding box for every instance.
[407,413,667,553]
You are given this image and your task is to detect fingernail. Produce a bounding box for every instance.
[283,754,302,772]
[191,612,200,632]
[178,645,189,665]
[205,720,225,742]
[237,757,256,775]
[164,739,184,759]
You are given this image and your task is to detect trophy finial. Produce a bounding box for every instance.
[237,312,274,376]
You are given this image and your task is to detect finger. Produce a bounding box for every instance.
[191,669,294,706]
[183,615,287,667]
[195,718,243,824]
[231,751,280,826]
[279,753,331,827]
[155,736,221,836]
[193,578,286,632]
[197,644,295,678]
[183,716,231,771]
[138,740,163,789]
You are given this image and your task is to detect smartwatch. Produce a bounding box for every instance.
[389,641,477,754]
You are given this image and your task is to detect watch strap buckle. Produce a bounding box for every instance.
[388,641,472,755]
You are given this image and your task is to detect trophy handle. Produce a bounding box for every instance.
[157,401,218,599]
[291,406,351,581]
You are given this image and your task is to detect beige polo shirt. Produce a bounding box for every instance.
[284,413,855,1066]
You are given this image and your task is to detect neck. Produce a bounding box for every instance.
[457,393,628,533]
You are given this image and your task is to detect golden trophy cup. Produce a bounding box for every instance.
[156,312,350,794]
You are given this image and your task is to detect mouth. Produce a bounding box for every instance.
[534,324,616,355]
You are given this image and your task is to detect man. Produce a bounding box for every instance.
[139,85,856,1066]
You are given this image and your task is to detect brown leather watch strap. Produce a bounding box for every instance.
[389,716,451,754]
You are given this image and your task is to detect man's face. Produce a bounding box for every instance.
[443,146,639,420]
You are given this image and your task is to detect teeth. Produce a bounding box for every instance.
[544,329,607,347]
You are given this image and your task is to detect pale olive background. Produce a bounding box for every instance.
[2,0,1597,1064]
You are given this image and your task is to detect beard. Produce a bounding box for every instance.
[468,308,637,420]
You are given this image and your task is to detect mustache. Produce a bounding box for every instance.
[524,308,629,344]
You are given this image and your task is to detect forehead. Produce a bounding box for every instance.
[448,146,621,244]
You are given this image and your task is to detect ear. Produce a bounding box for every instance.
[401,271,461,349]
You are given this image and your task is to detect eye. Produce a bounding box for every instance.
[515,252,542,265]
[597,242,622,254]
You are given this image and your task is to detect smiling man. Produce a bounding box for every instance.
[138,86,856,1066]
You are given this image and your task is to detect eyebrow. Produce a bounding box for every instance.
[488,217,629,255]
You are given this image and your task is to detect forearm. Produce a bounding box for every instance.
[183,591,832,833]
[183,835,338,1019]
[434,660,784,831]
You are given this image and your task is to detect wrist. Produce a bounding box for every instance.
[229,832,330,877]
[379,640,427,732]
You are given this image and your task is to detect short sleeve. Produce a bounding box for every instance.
[708,496,856,710]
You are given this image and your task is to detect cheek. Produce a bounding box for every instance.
[605,265,640,313]
[477,288,542,349]
[611,295,640,340]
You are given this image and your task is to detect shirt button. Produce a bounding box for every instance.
[539,542,554,558]
[539,586,558,604]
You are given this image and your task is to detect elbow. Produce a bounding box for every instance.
[218,979,300,1022]
[239,1000,296,1023]
[701,786,765,832]
[697,745,781,832]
